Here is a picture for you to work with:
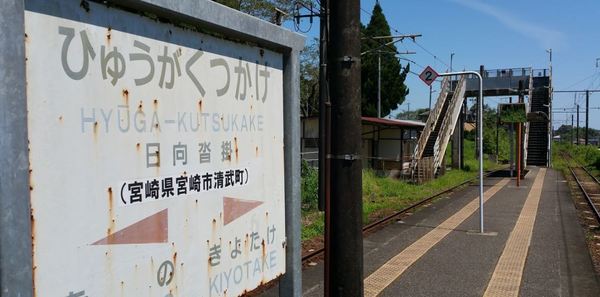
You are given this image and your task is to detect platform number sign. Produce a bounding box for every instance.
[419,66,439,86]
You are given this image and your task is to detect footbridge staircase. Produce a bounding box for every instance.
[411,76,467,182]
[410,67,551,182]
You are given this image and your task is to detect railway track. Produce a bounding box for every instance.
[562,152,600,226]
[301,167,506,264]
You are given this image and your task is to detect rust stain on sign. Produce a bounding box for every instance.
[107,187,114,235]
[223,197,263,225]
[122,89,129,105]
[234,137,239,161]
[93,209,168,245]
[30,206,37,297]
[106,27,112,44]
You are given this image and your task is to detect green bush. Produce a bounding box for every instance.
[593,156,600,170]
[301,160,319,211]
[553,142,600,170]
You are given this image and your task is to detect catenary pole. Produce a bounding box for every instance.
[378,52,381,117]
[586,90,589,145]
[577,104,580,144]
[571,114,574,144]
[328,0,363,295]
[554,90,600,144]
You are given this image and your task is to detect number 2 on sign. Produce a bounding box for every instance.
[424,71,433,81]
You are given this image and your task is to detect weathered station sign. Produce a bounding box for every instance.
[24,2,288,296]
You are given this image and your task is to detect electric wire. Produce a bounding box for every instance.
[359,4,451,69]
[560,72,599,91]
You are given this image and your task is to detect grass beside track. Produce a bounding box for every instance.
[553,142,600,177]
[301,140,500,241]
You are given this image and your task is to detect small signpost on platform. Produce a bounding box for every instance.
[432,69,487,234]
[499,103,527,187]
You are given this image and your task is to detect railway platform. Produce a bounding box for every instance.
[261,167,600,296]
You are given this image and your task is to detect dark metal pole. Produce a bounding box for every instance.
[571,114,574,144]
[496,108,499,161]
[317,1,331,295]
[377,52,381,118]
[517,123,521,187]
[577,104,580,145]
[318,0,328,211]
[461,100,466,169]
[517,81,524,186]
[586,90,589,145]
[509,97,513,177]
[328,0,363,295]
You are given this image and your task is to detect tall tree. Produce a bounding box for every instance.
[361,2,410,117]
[300,39,320,117]
[213,0,313,23]
[214,0,320,118]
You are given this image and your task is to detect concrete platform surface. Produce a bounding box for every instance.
[260,168,600,297]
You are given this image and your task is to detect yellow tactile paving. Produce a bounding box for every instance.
[364,178,510,297]
[483,168,546,297]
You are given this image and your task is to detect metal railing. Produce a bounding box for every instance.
[411,76,451,171]
[447,67,534,81]
[532,68,550,77]
[433,76,467,173]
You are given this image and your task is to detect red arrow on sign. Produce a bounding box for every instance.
[223,197,263,225]
[92,209,168,245]
[419,66,439,86]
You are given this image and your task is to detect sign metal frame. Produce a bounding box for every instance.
[0,0,305,296]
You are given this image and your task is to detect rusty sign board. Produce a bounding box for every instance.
[23,1,293,296]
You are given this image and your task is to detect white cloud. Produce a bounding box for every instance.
[450,0,566,50]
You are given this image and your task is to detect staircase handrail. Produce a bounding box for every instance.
[411,76,450,164]
[433,76,467,173]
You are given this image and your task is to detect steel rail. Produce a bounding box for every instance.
[561,151,600,225]
[569,167,600,224]
[301,167,506,263]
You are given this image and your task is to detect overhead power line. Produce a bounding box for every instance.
[360,34,421,56]
[411,40,450,69]
[359,5,451,69]
[559,72,599,91]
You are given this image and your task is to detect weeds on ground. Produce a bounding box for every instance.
[300,152,500,241]
[553,142,600,176]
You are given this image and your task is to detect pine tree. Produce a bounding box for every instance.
[361,2,410,117]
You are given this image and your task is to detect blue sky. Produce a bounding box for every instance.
[285,0,600,129]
